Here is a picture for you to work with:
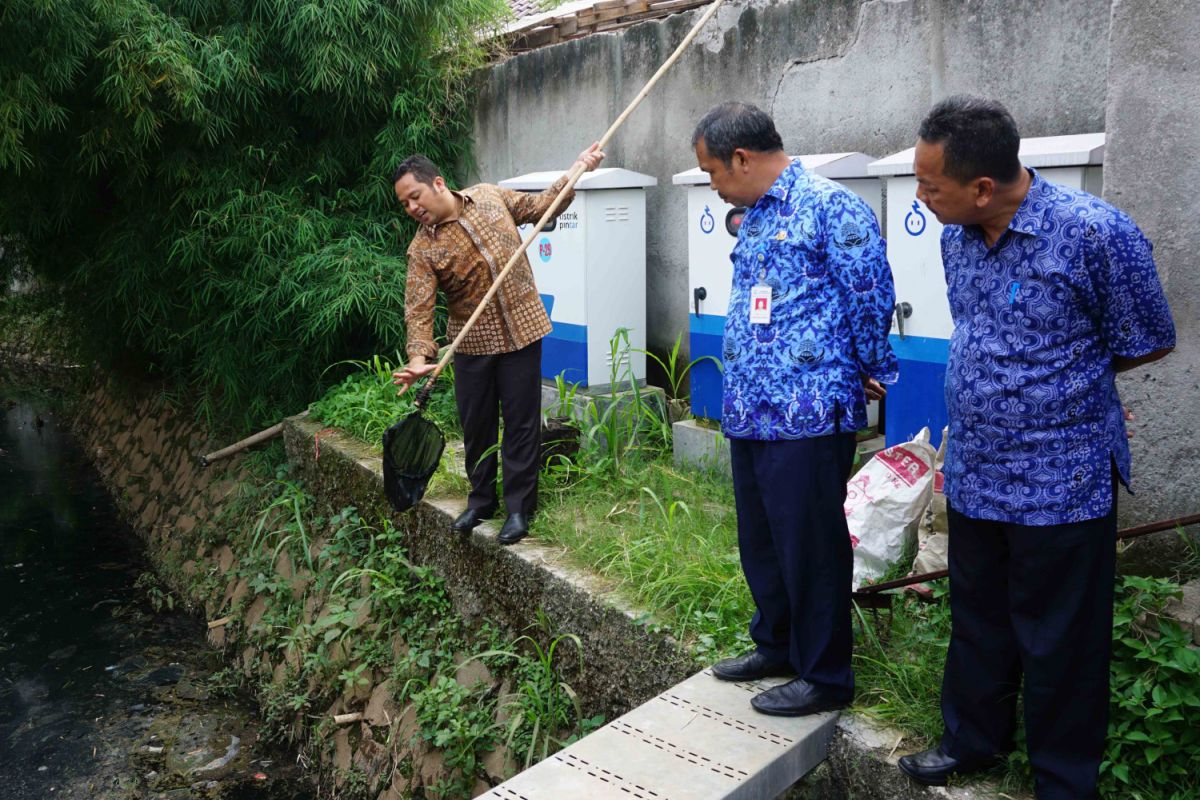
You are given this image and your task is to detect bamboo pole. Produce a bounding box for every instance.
[200,410,310,466]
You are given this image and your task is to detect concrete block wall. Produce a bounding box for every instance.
[63,384,536,797]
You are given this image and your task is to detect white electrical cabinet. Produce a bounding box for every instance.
[867,132,1106,448]
[498,168,657,388]
[672,153,883,421]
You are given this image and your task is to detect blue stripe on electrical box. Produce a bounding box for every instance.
[547,320,587,342]
[542,321,588,385]
[689,320,725,421]
[885,357,947,450]
[888,334,950,364]
[689,312,727,337]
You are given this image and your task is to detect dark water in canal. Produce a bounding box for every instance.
[0,394,313,799]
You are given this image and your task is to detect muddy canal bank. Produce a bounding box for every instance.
[0,395,312,799]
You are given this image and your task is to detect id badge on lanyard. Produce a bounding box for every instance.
[749,268,772,325]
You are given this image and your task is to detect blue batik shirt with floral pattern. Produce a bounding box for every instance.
[942,169,1175,526]
[722,160,899,441]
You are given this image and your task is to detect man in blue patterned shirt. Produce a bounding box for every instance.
[897,97,1175,799]
[691,103,898,716]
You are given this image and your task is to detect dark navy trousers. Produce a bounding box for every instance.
[729,433,857,694]
[454,340,542,516]
[941,502,1117,800]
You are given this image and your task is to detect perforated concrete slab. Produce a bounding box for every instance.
[481,669,838,800]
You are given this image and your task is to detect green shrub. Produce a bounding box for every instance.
[1103,575,1200,799]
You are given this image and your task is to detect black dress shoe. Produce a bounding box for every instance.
[497,513,530,545]
[897,745,1002,787]
[749,678,851,717]
[451,506,495,534]
[710,651,793,682]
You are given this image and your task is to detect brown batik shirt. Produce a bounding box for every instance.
[404,177,573,360]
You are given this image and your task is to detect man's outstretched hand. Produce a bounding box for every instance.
[393,360,436,397]
[575,142,605,172]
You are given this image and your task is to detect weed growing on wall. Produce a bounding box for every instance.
[1102,576,1200,799]
[181,465,599,796]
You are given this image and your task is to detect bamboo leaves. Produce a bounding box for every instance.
[0,0,507,430]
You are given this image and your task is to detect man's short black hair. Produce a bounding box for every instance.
[918,95,1022,184]
[691,102,784,166]
[391,154,440,186]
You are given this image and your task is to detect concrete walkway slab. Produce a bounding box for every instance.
[481,669,838,800]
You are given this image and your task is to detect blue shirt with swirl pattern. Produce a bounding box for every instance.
[942,169,1175,526]
[722,160,899,441]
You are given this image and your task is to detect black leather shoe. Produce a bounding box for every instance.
[497,513,530,545]
[711,651,793,682]
[749,678,851,717]
[451,506,495,534]
[897,746,1002,787]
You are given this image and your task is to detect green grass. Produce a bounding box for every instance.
[537,454,754,659]
[852,589,950,744]
[309,354,462,446]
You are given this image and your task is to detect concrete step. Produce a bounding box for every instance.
[481,669,837,800]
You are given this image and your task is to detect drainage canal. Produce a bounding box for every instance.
[0,394,313,799]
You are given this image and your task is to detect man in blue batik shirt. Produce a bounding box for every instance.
[691,102,898,716]
[897,97,1175,800]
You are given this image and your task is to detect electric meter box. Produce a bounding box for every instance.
[673,153,883,421]
[867,132,1106,448]
[499,167,657,388]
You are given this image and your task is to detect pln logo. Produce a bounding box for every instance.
[538,237,552,262]
[904,200,927,237]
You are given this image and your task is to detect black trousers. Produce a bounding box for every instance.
[940,502,1117,800]
[453,340,542,516]
[729,433,857,694]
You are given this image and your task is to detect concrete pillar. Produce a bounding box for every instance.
[1103,0,1200,527]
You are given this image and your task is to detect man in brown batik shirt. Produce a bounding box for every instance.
[391,144,604,544]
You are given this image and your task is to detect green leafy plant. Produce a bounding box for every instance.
[469,619,601,769]
[134,572,177,612]
[548,372,581,420]
[636,331,721,408]
[412,676,500,797]
[1102,575,1200,798]
[310,354,461,446]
